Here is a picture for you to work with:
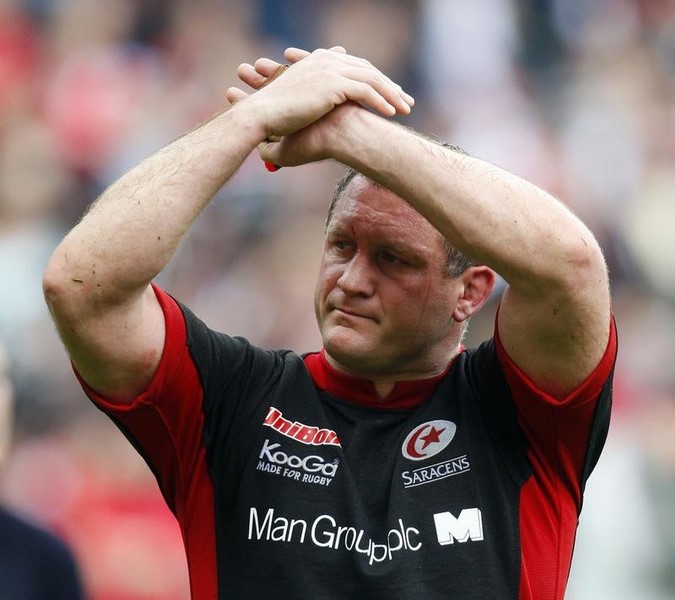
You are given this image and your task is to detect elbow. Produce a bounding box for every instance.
[519,227,609,301]
[42,249,96,323]
[559,231,610,299]
[572,232,608,279]
[44,248,150,324]
[42,252,77,318]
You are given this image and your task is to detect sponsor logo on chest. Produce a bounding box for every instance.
[258,407,341,486]
[400,419,471,488]
[264,406,341,446]
[402,419,456,460]
[247,505,485,565]
[257,438,340,486]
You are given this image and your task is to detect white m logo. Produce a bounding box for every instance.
[433,508,484,545]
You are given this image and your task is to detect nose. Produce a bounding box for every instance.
[337,251,376,296]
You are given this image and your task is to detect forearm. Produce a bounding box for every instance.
[45,46,414,313]
[332,110,603,294]
[328,110,610,394]
[44,102,265,312]
[43,47,415,401]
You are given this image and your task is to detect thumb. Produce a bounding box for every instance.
[257,140,280,164]
[258,138,310,170]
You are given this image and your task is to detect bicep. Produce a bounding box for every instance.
[496,268,611,399]
[59,285,166,404]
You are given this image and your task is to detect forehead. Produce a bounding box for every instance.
[328,178,445,249]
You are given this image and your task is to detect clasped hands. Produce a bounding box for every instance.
[225,46,415,169]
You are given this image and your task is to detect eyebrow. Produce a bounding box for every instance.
[325,210,441,256]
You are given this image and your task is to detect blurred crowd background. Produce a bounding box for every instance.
[1,0,674,597]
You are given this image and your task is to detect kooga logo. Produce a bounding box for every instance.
[259,439,339,478]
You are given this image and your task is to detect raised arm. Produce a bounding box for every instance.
[43,48,414,404]
[349,119,610,399]
[256,74,610,399]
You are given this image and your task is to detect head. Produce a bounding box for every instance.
[315,169,495,382]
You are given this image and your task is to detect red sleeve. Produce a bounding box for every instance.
[494,316,617,600]
[74,284,218,599]
[494,315,617,494]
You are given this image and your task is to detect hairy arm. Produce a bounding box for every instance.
[43,48,414,404]
[261,106,610,398]
[346,113,610,398]
[43,106,266,403]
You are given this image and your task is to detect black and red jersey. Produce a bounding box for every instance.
[79,286,617,599]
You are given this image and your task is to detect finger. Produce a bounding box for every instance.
[253,57,284,77]
[338,56,415,108]
[335,79,409,117]
[226,87,249,104]
[257,140,283,172]
[284,47,311,63]
[328,64,412,115]
[259,64,289,88]
[370,75,414,113]
[284,46,345,62]
[303,49,414,109]
[239,60,291,90]
[374,70,415,107]
[237,63,267,89]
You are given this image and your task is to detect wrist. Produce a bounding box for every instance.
[330,110,395,170]
[209,98,270,147]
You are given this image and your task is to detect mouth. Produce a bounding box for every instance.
[332,307,377,322]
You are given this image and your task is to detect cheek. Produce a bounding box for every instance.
[425,286,459,327]
[314,262,337,310]
[394,281,455,327]
[317,257,344,289]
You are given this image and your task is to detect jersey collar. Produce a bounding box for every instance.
[303,349,455,411]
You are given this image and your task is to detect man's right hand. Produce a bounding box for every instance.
[226,46,414,147]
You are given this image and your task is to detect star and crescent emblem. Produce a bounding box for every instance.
[402,420,457,461]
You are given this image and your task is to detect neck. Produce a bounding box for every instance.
[372,381,395,399]
[323,348,461,400]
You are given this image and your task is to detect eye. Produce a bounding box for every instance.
[327,238,354,256]
[379,250,403,265]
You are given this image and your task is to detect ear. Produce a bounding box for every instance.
[452,266,496,323]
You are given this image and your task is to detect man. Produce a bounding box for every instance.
[0,342,85,599]
[43,47,616,599]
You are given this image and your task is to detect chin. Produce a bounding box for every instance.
[323,331,376,369]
